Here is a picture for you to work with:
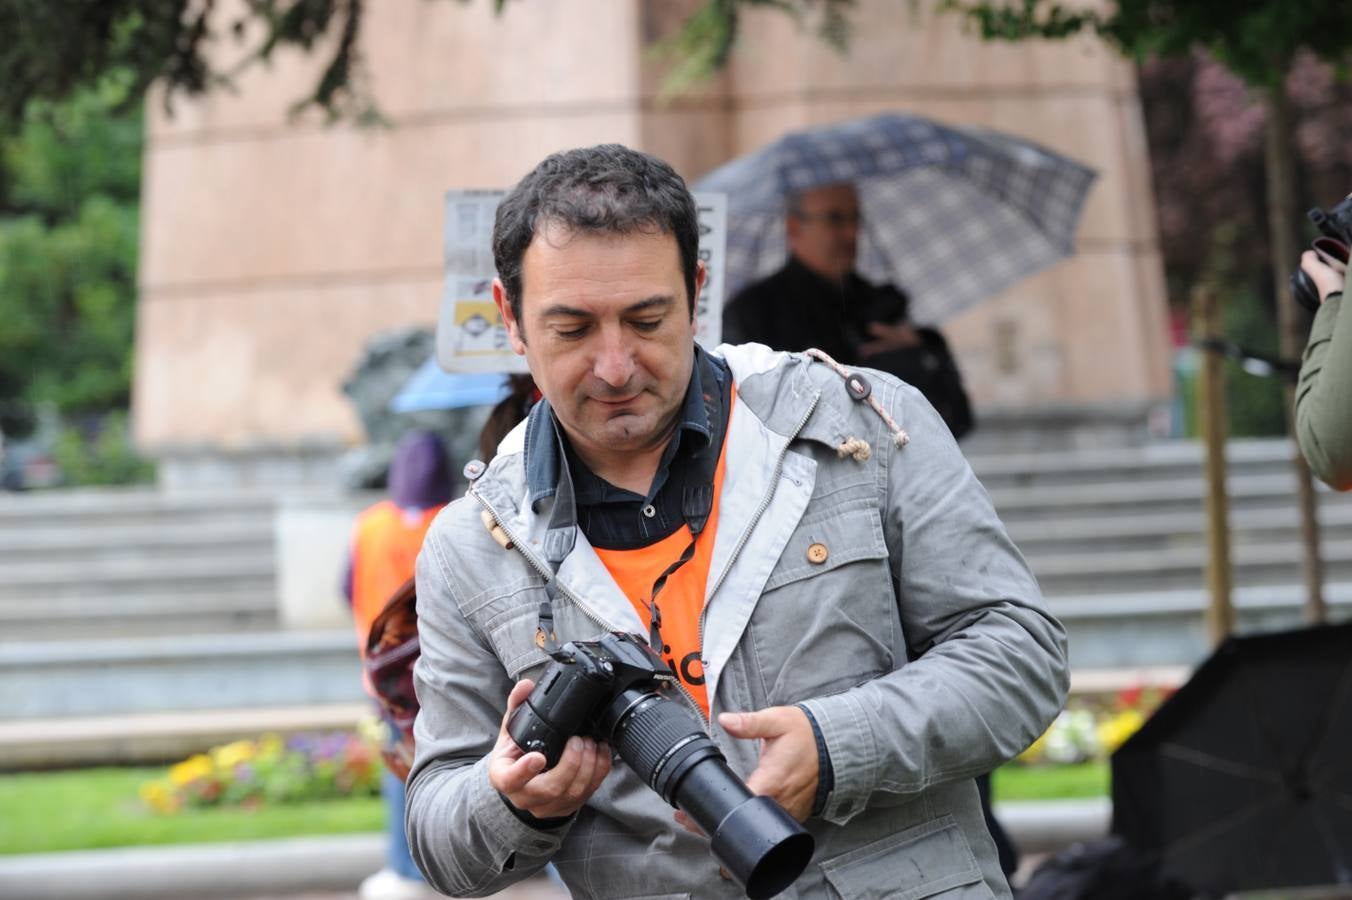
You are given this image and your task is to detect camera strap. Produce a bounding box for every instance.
[536,426,578,654]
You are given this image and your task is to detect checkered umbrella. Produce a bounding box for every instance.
[695,113,1097,325]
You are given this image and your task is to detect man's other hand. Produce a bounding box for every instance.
[859,320,922,356]
[489,679,612,820]
[718,706,819,822]
[1301,250,1346,304]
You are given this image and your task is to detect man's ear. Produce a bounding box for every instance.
[492,277,527,355]
[691,260,707,321]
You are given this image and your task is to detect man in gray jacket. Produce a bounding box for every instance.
[407,144,1068,899]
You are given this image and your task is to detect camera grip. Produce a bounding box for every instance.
[507,700,568,768]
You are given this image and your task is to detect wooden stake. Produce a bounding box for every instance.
[1193,285,1234,645]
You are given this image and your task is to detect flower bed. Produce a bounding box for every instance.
[140,726,383,815]
[1016,685,1173,766]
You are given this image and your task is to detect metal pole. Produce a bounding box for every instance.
[1193,285,1234,645]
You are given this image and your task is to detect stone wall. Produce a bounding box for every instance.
[133,0,1171,471]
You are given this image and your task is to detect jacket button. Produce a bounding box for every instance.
[463,459,486,481]
[807,542,829,564]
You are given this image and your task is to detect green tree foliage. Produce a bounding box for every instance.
[947,1,1352,87]
[0,0,505,127]
[0,1,852,126]
[0,78,141,437]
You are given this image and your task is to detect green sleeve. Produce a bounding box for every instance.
[1296,268,1352,490]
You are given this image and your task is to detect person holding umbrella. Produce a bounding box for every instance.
[722,181,974,440]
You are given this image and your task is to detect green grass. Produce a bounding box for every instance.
[993,761,1109,801]
[0,761,1106,856]
[0,767,383,855]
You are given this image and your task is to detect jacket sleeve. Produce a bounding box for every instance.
[403,519,572,896]
[1296,286,1352,491]
[799,381,1068,826]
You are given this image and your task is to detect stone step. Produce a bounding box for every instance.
[967,438,1303,487]
[0,521,274,564]
[1046,582,1352,669]
[1007,504,1352,555]
[987,472,1351,521]
[0,555,275,600]
[0,589,280,640]
[2,585,1342,718]
[1029,539,1352,595]
[0,702,369,770]
[0,488,278,529]
[0,631,365,719]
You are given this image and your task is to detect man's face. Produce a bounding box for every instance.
[493,225,702,466]
[786,183,860,280]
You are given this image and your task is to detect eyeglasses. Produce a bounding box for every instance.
[790,210,862,228]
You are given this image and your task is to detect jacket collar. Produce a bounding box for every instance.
[479,343,856,526]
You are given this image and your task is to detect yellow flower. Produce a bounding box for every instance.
[211,739,257,769]
[169,754,213,786]
[256,733,285,761]
[139,780,181,814]
[1016,728,1050,765]
[1096,709,1145,754]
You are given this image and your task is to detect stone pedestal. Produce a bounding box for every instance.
[274,492,378,631]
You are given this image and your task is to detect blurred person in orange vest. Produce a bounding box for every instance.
[344,429,453,900]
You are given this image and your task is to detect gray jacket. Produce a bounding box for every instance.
[407,343,1069,899]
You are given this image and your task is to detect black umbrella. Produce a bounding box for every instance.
[1112,621,1352,896]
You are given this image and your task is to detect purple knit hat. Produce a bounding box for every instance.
[388,431,453,510]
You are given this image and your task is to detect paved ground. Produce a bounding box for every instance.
[232,876,571,899]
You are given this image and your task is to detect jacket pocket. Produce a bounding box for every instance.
[819,815,988,900]
[750,504,898,704]
[762,503,889,593]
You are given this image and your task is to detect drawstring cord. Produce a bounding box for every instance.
[804,348,910,456]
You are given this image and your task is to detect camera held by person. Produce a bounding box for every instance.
[1295,193,1352,491]
[508,632,813,899]
[1290,196,1352,312]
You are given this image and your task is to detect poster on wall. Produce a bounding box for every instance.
[436,189,728,373]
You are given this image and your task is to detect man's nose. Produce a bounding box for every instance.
[592,333,635,388]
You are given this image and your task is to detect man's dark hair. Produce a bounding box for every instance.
[493,145,700,333]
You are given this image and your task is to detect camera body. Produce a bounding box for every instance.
[508,631,678,768]
[1291,196,1352,312]
[507,631,813,899]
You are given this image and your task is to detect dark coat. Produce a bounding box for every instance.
[723,257,974,439]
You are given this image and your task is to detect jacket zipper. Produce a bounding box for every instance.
[698,390,821,718]
[471,487,712,728]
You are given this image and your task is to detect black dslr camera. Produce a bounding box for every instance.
[507,632,813,899]
[1290,196,1352,312]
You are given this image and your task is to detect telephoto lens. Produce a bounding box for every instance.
[598,687,815,899]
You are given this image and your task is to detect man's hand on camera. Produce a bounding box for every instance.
[1301,250,1346,304]
[489,679,612,821]
[710,707,819,824]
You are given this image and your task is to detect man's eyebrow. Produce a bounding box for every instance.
[539,303,592,319]
[539,295,675,319]
[625,295,676,314]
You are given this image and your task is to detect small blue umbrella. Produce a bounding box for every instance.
[696,113,1097,325]
[390,359,511,413]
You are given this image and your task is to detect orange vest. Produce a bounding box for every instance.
[593,395,733,719]
[351,500,442,651]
